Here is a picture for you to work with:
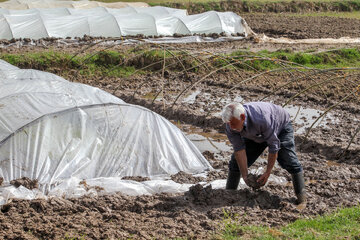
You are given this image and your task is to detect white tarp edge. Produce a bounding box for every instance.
[0,167,287,205]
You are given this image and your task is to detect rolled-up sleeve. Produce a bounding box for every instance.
[225,124,246,152]
[262,120,280,154]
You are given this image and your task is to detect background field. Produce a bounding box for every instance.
[0,0,359,239]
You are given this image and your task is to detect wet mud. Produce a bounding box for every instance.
[1,176,360,239]
[1,48,358,238]
[246,173,263,190]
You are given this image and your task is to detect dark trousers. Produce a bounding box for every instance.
[229,122,303,174]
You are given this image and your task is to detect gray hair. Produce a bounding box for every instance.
[221,102,245,123]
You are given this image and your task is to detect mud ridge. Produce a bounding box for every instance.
[1,177,360,239]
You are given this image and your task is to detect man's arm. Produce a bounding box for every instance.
[257,152,277,186]
[234,149,249,184]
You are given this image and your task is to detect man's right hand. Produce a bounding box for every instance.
[242,174,250,187]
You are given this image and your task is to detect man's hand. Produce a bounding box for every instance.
[242,174,250,187]
[257,171,271,186]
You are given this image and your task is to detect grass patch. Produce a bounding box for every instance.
[216,205,360,239]
[225,48,360,70]
[2,48,360,78]
[0,51,138,78]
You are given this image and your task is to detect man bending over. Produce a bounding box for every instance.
[222,102,306,204]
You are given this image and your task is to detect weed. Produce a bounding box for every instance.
[215,205,360,239]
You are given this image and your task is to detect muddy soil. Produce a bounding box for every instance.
[166,1,360,15]
[246,173,263,190]
[244,13,360,39]
[1,13,360,239]
[171,171,205,184]
[1,173,360,239]
[0,64,359,239]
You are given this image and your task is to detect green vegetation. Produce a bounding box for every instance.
[216,206,360,239]
[0,51,137,78]
[2,48,360,78]
[216,48,360,71]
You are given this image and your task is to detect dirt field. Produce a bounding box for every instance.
[244,13,360,39]
[0,14,360,240]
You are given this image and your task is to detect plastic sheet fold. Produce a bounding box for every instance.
[0,60,212,203]
[0,6,250,39]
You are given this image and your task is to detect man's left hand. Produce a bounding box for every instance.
[257,172,271,186]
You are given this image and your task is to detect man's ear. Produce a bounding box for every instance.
[240,113,246,121]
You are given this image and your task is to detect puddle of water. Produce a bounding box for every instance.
[234,96,244,103]
[172,121,229,142]
[186,133,232,153]
[172,121,231,153]
[284,105,338,134]
[296,202,307,211]
[182,90,201,104]
[143,92,162,101]
[143,90,178,102]
[210,95,245,117]
[326,161,341,167]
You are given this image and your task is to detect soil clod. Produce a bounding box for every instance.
[10,177,38,190]
[171,171,205,184]
[247,173,263,190]
[186,184,214,205]
[121,176,151,182]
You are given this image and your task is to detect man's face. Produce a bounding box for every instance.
[228,114,245,132]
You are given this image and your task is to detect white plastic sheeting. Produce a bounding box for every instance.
[0,59,212,203]
[0,6,249,39]
[0,0,148,10]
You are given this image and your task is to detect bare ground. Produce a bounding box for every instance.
[0,15,360,240]
[243,13,360,39]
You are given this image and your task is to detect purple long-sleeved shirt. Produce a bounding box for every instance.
[225,102,290,154]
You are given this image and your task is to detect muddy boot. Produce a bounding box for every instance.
[226,171,240,190]
[291,171,306,204]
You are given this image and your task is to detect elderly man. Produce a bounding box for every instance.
[221,101,306,204]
